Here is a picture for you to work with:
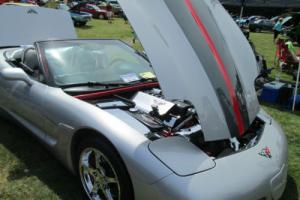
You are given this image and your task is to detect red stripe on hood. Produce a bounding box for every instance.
[184,0,245,135]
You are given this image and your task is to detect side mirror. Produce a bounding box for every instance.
[0,67,33,86]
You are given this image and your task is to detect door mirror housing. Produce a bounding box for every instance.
[0,67,33,86]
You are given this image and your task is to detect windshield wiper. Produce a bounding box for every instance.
[61,81,131,89]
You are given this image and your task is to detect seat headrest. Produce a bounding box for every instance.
[23,48,39,71]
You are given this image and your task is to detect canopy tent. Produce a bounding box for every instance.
[293,62,300,111]
[220,0,300,8]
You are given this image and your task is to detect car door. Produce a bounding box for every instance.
[0,66,49,141]
[261,20,269,30]
[0,6,77,142]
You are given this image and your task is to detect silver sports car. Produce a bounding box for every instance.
[0,2,287,200]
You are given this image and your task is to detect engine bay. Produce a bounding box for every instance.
[87,88,265,158]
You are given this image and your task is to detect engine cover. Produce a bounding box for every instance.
[132,92,175,116]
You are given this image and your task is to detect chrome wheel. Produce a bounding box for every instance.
[79,148,121,200]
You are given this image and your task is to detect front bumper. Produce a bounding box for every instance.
[145,113,288,200]
[73,17,90,23]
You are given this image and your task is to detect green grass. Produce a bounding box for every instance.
[76,19,143,51]
[0,19,299,199]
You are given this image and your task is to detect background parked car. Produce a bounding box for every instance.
[249,19,274,32]
[57,3,92,27]
[98,0,122,16]
[235,17,249,26]
[78,2,108,19]
[270,16,279,23]
[248,15,268,23]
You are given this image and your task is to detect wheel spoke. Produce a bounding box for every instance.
[105,177,117,184]
[91,182,99,194]
[94,150,106,175]
[101,187,114,200]
[84,172,94,193]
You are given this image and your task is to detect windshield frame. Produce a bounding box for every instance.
[35,39,153,89]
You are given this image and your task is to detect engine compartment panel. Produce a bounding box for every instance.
[88,87,264,159]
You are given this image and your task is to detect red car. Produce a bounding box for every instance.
[79,3,108,19]
[0,0,14,4]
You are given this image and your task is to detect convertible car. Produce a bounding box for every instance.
[0,2,287,200]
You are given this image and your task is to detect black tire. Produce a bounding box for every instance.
[79,22,87,27]
[0,109,9,120]
[255,28,261,33]
[76,137,134,200]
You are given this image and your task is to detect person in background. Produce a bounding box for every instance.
[273,18,283,43]
[132,30,137,44]
[106,2,113,24]
[122,12,128,24]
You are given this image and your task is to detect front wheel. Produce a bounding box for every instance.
[77,137,133,200]
[79,22,87,27]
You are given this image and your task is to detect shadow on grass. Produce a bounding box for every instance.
[260,102,300,117]
[281,175,299,200]
[77,24,93,30]
[0,118,84,200]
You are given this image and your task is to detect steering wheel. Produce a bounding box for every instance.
[54,71,90,84]
[108,58,129,69]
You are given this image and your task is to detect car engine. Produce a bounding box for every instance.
[90,88,264,157]
[95,89,204,139]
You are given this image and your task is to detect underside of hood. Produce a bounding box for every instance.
[0,6,76,47]
[118,0,260,141]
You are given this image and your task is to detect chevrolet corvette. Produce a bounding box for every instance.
[0,2,287,200]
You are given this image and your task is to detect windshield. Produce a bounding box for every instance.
[37,40,154,86]
[89,4,101,11]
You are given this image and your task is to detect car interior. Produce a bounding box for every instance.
[5,47,45,83]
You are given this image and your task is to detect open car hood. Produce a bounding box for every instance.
[0,6,76,47]
[119,0,260,141]
[69,2,86,11]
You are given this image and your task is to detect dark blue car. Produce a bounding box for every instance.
[57,3,92,26]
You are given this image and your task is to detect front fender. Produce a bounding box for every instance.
[43,87,173,185]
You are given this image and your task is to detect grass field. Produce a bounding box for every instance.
[0,19,299,199]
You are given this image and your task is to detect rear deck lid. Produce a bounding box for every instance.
[119,0,260,141]
[0,6,76,47]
